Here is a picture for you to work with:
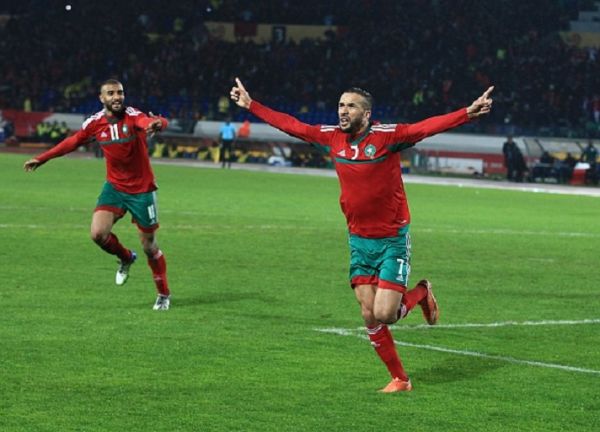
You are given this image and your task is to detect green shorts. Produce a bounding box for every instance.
[95,182,159,232]
[348,225,411,292]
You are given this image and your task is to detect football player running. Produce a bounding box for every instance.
[231,77,493,392]
[24,79,172,311]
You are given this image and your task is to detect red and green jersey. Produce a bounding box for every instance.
[250,101,470,238]
[35,107,167,194]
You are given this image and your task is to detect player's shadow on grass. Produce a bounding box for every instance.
[174,291,277,307]
[413,356,505,384]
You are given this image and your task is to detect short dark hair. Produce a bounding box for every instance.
[344,87,373,110]
[99,79,123,92]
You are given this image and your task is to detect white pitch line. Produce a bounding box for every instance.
[390,336,600,376]
[0,223,83,229]
[2,207,600,238]
[315,320,600,376]
[319,318,600,333]
[391,318,600,330]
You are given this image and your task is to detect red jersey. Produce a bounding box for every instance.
[250,101,470,238]
[36,107,167,194]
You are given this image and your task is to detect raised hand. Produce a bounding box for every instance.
[230,77,252,109]
[23,158,42,172]
[145,112,163,136]
[466,86,494,119]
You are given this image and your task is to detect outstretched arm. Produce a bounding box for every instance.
[229,77,330,145]
[23,131,85,172]
[395,86,495,144]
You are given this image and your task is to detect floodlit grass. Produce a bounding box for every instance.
[1,152,599,431]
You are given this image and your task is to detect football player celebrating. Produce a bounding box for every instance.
[230,77,493,392]
[24,79,171,311]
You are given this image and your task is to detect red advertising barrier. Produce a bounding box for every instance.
[2,109,52,137]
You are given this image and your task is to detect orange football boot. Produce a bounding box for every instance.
[417,279,439,325]
[379,378,413,393]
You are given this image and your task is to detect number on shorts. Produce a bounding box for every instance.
[396,258,404,280]
[147,204,156,222]
[396,258,410,284]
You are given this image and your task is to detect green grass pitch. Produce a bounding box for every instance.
[1,152,599,431]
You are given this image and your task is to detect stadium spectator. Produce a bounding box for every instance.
[593,95,600,124]
[23,97,32,112]
[512,144,528,183]
[581,140,598,184]
[557,152,577,184]
[151,133,168,158]
[532,151,556,182]
[0,112,12,142]
[237,119,251,138]
[0,1,597,139]
[58,122,70,141]
[35,122,50,142]
[289,149,304,167]
[581,140,598,164]
[503,137,527,182]
[219,119,236,168]
[49,121,62,144]
[502,136,516,181]
[230,77,493,392]
[217,95,231,120]
[23,79,172,311]
[3,118,14,141]
[503,136,526,182]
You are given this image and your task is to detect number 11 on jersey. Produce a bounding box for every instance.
[109,124,120,140]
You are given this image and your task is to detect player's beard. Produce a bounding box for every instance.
[104,101,125,116]
[339,116,364,134]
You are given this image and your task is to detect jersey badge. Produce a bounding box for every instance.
[364,144,377,158]
[122,125,129,135]
[100,131,108,138]
[337,149,346,157]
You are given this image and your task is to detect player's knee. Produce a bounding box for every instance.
[360,306,376,324]
[90,230,109,245]
[139,233,157,256]
[374,307,398,325]
[142,241,158,257]
[143,247,156,257]
[376,314,397,325]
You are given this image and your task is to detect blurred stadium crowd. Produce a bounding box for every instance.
[1,0,600,137]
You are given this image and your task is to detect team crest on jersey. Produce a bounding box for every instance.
[122,125,129,135]
[364,144,377,158]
